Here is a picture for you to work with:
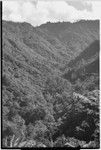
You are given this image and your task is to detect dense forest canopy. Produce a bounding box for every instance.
[2,20,100,148]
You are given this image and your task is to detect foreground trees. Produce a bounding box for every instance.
[2,74,99,148]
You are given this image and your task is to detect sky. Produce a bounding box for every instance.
[3,0,101,26]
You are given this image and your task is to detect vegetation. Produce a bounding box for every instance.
[2,20,100,148]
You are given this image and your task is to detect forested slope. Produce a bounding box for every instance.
[2,20,100,148]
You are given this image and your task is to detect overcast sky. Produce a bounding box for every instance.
[3,0,101,26]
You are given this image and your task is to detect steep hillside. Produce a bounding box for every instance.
[3,21,72,73]
[63,40,99,84]
[2,20,100,148]
[68,40,99,67]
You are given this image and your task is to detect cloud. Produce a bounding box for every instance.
[3,1,24,22]
[3,1,101,26]
[66,1,92,11]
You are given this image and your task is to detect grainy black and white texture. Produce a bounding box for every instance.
[2,1,100,149]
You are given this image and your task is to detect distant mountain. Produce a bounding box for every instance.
[3,20,99,73]
[39,20,99,57]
